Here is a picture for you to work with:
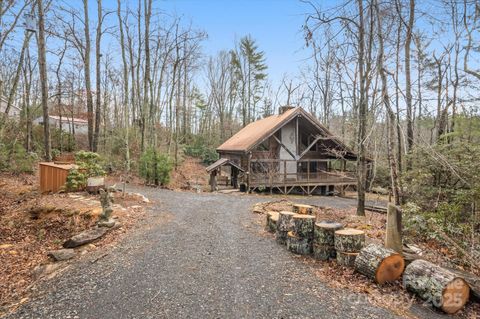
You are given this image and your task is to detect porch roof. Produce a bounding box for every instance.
[205,158,244,173]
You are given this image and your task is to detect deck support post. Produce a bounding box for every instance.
[247,152,252,193]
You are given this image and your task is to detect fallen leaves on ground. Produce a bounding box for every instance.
[0,173,147,315]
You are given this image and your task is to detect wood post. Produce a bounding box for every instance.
[385,203,402,253]
[403,259,470,314]
[246,152,252,193]
[354,244,405,284]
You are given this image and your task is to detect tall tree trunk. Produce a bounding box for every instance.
[356,0,367,216]
[83,0,94,151]
[93,0,102,152]
[36,0,51,161]
[394,21,403,175]
[375,0,401,205]
[404,0,415,169]
[117,0,130,172]
[2,32,32,125]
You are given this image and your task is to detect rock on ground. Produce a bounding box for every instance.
[63,227,108,248]
[48,249,75,262]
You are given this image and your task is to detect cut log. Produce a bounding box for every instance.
[314,221,343,246]
[334,228,365,253]
[287,231,312,255]
[276,230,288,245]
[277,211,295,231]
[446,267,480,302]
[291,214,316,238]
[354,244,405,284]
[385,203,402,253]
[276,211,295,245]
[336,251,359,267]
[403,259,470,314]
[265,211,279,233]
[293,204,313,215]
[313,244,336,261]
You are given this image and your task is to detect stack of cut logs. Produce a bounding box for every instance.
[276,211,295,245]
[263,202,473,314]
[287,214,316,255]
[313,221,343,260]
[334,228,366,267]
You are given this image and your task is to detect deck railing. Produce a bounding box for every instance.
[248,159,356,188]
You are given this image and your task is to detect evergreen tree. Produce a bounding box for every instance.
[231,35,267,126]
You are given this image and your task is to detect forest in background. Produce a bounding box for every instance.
[0,0,479,260]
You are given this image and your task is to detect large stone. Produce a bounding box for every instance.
[48,249,76,261]
[63,227,108,248]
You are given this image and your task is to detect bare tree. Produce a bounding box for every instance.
[36,0,51,160]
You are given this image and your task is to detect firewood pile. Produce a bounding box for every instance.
[255,201,477,315]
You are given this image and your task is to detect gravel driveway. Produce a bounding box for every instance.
[6,188,446,319]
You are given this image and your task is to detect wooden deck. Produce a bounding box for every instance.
[247,159,356,195]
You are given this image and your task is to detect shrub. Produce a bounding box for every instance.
[403,142,480,251]
[0,142,37,174]
[65,151,106,191]
[184,140,219,165]
[139,148,173,186]
[200,147,219,165]
[65,168,86,191]
[74,150,106,177]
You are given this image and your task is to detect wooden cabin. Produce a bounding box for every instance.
[210,106,366,195]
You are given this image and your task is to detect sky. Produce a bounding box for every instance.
[105,0,313,86]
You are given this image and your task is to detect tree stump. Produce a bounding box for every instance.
[385,203,402,253]
[293,204,313,215]
[354,244,405,284]
[291,214,315,238]
[403,259,470,314]
[287,231,312,255]
[276,211,295,245]
[313,244,336,261]
[337,251,359,267]
[266,211,279,233]
[334,228,365,253]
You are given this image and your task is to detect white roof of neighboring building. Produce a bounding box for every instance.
[35,115,88,125]
[49,115,88,125]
